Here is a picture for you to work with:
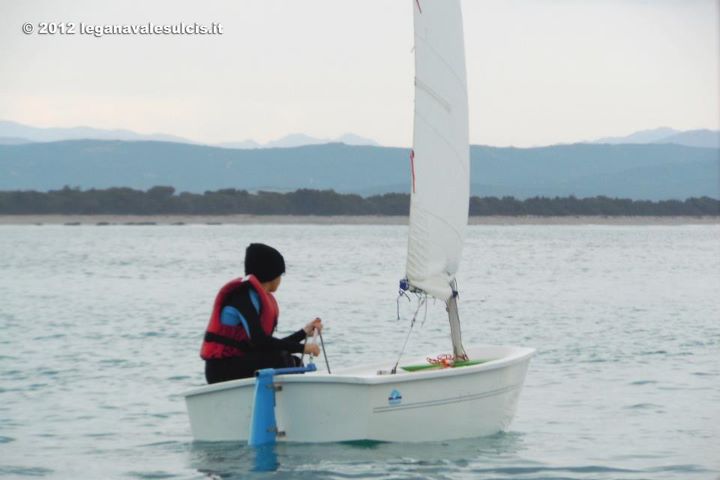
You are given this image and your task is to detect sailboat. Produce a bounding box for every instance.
[183,0,534,443]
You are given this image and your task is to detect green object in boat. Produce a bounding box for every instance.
[401,359,489,372]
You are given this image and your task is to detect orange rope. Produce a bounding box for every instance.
[426,354,456,368]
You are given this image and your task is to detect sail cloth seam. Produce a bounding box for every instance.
[415,78,451,112]
[414,34,468,94]
[414,110,469,178]
[414,110,468,174]
[410,203,463,247]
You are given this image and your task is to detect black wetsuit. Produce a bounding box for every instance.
[204,284,307,384]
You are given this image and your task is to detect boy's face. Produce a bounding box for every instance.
[268,275,282,292]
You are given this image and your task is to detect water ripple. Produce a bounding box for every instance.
[1,224,718,479]
[0,466,53,477]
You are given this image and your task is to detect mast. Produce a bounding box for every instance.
[405,0,469,357]
[447,281,467,359]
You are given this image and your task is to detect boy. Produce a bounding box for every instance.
[201,243,322,384]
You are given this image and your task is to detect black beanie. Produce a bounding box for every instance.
[244,243,285,282]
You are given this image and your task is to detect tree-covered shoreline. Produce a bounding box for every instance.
[0,187,717,216]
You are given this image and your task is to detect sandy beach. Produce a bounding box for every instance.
[0,214,717,226]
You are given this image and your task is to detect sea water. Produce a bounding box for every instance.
[0,223,718,479]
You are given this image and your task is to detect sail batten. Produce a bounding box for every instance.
[414,111,468,172]
[414,37,468,92]
[405,0,470,301]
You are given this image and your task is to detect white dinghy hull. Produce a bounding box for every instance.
[184,345,534,443]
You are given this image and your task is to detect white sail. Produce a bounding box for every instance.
[406,0,470,300]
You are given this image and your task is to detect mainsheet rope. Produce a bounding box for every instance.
[391,278,468,373]
[391,291,428,374]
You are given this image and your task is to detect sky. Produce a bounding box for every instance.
[1,0,718,147]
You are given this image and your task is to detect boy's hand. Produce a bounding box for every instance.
[304,343,321,356]
[304,317,323,336]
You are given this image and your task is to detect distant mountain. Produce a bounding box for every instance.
[0,140,717,200]
[335,133,380,147]
[593,127,720,148]
[265,133,327,148]
[229,133,380,149]
[0,136,34,145]
[0,120,380,149]
[0,120,195,144]
[656,129,720,149]
[217,140,262,149]
[5,119,717,150]
[594,127,680,144]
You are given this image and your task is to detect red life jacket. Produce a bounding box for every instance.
[200,275,279,360]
